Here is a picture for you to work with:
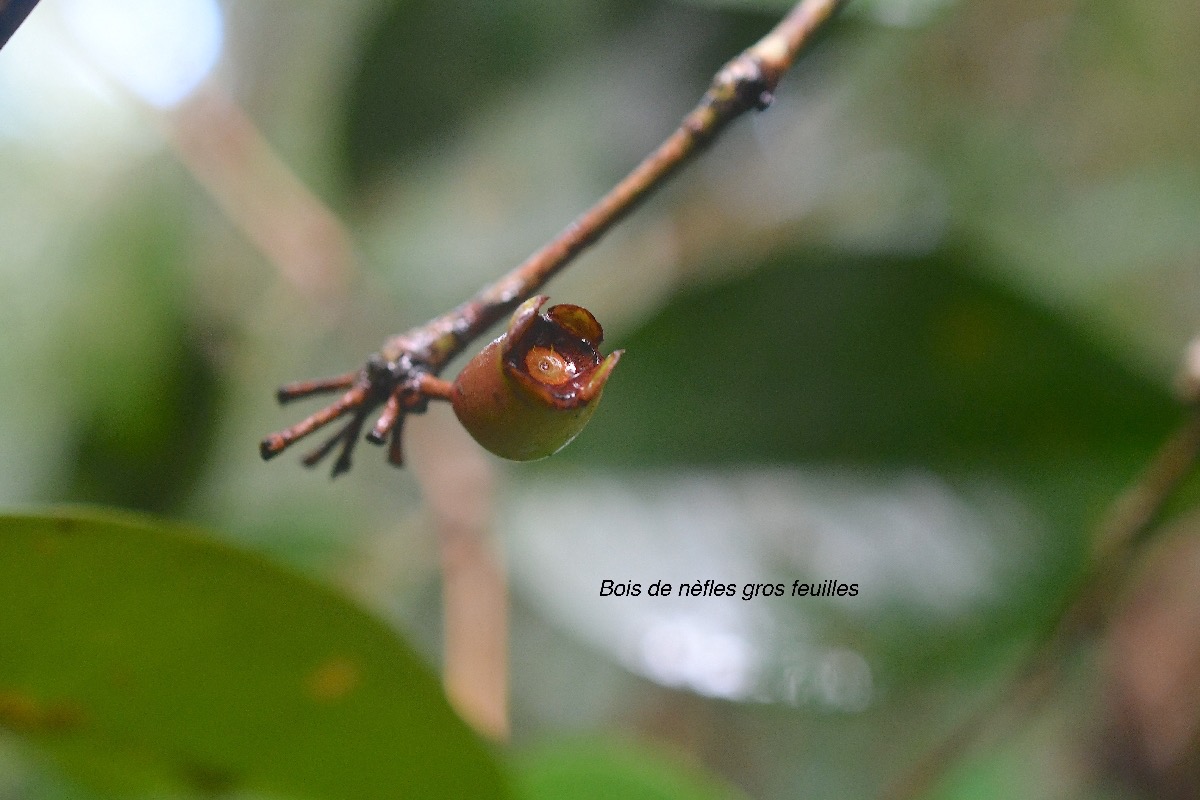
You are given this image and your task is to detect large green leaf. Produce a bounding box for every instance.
[0,510,510,799]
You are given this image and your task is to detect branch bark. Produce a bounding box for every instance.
[0,0,40,51]
[261,0,849,475]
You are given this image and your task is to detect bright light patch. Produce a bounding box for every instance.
[640,615,757,700]
[60,0,223,108]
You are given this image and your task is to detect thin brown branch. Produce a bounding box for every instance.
[0,0,40,51]
[386,420,405,467]
[300,424,352,468]
[276,372,358,404]
[260,382,371,460]
[382,0,851,366]
[886,332,1200,798]
[416,375,454,402]
[367,391,404,445]
[262,0,848,474]
[1093,408,1200,561]
[883,396,1200,800]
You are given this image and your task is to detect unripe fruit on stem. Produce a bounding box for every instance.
[451,296,622,461]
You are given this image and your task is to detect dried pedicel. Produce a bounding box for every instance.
[451,296,621,461]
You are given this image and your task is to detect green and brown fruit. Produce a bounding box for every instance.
[451,296,621,461]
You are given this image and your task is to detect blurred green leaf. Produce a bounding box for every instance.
[516,739,745,800]
[568,246,1175,529]
[0,510,510,799]
[56,164,220,513]
[344,0,630,187]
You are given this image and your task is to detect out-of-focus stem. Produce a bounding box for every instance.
[168,85,355,312]
[884,355,1200,800]
[408,415,509,740]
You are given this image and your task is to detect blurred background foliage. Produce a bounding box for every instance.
[1,0,1198,797]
